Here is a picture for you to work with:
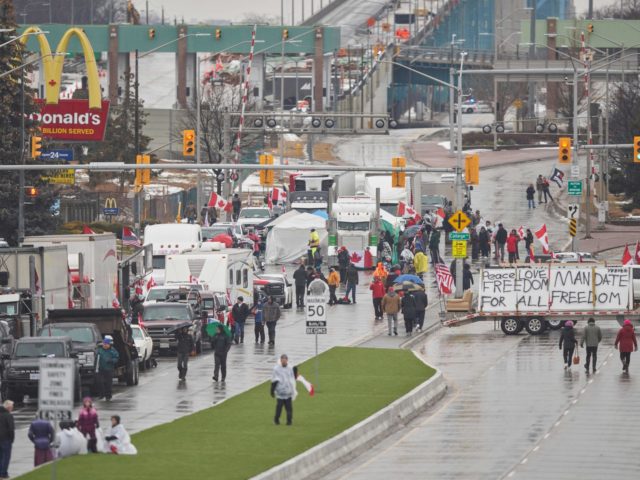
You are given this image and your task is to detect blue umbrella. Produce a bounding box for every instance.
[402,225,422,237]
[311,209,329,219]
[394,274,424,285]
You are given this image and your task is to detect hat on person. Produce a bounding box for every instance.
[565,321,574,327]
[103,336,113,345]
[237,296,244,302]
[624,319,632,326]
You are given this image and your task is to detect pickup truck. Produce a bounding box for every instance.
[1,336,81,404]
[140,302,202,355]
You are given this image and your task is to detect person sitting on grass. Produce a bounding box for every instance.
[104,416,137,455]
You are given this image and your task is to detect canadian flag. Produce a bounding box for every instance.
[146,276,156,291]
[296,374,315,397]
[215,57,224,72]
[534,224,550,254]
[82,225,96,234]
[208,192,232,212]
[349,249,374,269]
[529,245,535,262]
[622,244,634,266]
[434,208,446,228]
[189,274,199,284]
[397,201,421,222]
[635,241,640,264]
[518,226,525,240]
[272,187,287,205]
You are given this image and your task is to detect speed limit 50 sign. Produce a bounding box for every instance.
[306,295,327,334]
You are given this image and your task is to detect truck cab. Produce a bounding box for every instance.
[140,302,202,355]
[1,336,80,404]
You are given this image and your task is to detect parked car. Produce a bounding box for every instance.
[144,284,201,303]
[139,302,202,355]
[255,273,293,309]
[237,207,272,231]
[130,325,154,370]
[202,223,245,244]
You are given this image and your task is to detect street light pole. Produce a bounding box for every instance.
[18,58,25,243]
[454,52,466,299]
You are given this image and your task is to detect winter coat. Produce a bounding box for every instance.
[506,234,519,254]
[97,346,119,372]
[524,232,534,251]
[382,292,401,314]
[413,251,429,274]
[263,302,281,324]
[211,333,231,356]
[559,326,577,349]
[346,265,359,285]
[77,407,99,439]
[615,324,638,353]
[271,363,296,399]
[478,230,490,248]
[337,249,351,268]
[105,423,137,455]
[232,302,249,324]
[581,323,602,348]
[28,419,54,450]
[293,267,307,286]
[0,406,14,443]
[526,186,535,200]
[412,290,428,312]
[495,227,508,245]
[401,293,417,319]
[428,230,440,249]
[369,281,386,299]
[175,332,194,355]
[536,177,544,191]
[463,268,474,291]
[327,271,340,287]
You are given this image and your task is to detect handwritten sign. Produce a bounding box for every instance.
[479,266,631,313]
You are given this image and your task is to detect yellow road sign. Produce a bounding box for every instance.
[452,240,467,258]
[448,210,471,232]
[42,169,75,185]
[569,218,577,237]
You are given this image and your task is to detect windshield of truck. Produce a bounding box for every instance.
[202,226,232,240]
[239,208,270,219]
[421,195,445,207]
[146,288,170,301]
[39,326,96,343]
[338,221,369,231]
[15,342,65,358]
[143,305,191,321]
[202,298,215,309]
[0,302,17,315]
[380,204,398,216]
[152,255,166,269]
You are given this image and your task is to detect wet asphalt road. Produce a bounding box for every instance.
[324,321,637,480]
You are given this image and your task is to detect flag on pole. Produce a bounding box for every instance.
[267,191,273,210]
[550,167,565,188]
[534,224,550,254]
[208,192,232,212]
[435,262,454,295]
[122,227,142,247]
[82,225,96,234]
[434,208,446,228]
[528,245,535,263]
[634,241,640,264]
[622,244,633,265]
[397,201,421,222]
[271,187,287,206]
[146,276,156,291]
[296,374,315,396]
[518,226,525,240]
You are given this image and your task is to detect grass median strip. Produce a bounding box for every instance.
[19,346,434,480]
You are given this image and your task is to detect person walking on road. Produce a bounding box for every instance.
[429,229,441,265]
[96,336,119,401]
[412,288,428,331]
[495,224,508,263]
[581,318,602,373]
[345,263,359,304]
[337,246,350,285]
[175,326,194,380]
[478,226,490,259]
[232,296,250,344]
[401,290,417,336]
[462,263,474,291]
[536,175,545,204]
[370,276,385,320]
[0,400,14,479]
[77,397,99,453]
[293,264,307,308]
[253,298,265,344]
[28,416,54,466]
[542,177,553,203]
[526,184,536,209]
[507,229,519,264]
[212,325,232,382]
[271,354,296,425]
[413,250,429,280]
[382,287,401,336]
[615,319,638,373]
[232,193,241,221]
[263,296,281,345]
[559,321,578,369]
[327,267,340,305]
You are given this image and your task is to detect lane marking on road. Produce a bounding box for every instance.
[563,410,570,416]
[555,421,561,427]
[507,472,515,478]
[572,399,578,405]
[533,446,540,452]
[520,458,528,465]
[543,433,550,440]
[580,388,587,395]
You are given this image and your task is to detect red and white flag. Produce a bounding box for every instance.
[349,249,374,269]
[267,192,273,210]
[622,244,634,266]
[189,274,199,284]
[208,192,232,212]
[634,241,640,264]
[529,245,535,263]
[534,224,550,254]
[122,227,142,247]
[435,262,454,295]
[397,201,421,222]
[215,57,224,72]
[434,208,446,228]
[146,276,156,291]
[271,187,287,206]
[296,374,315,397]
[518,226,525,240]
[82,225,96,235]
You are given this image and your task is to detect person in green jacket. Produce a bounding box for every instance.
[580,317,602,373]
[96,337,119,401]
[429,229,441,264]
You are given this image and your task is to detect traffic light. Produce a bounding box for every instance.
[465,153,480,185]
[135,154,143,187]
[25,186,38,198]
[135,154,152,186]
[259,154,274,186]
[587,23,594,33]
[148,28,156,40]
[30,136,42,159]
[215,28,222,40]
[182,130,195,156]
[558,137,572,164]
[282,29,289,40]
[391,157,406,188]
[634,136,640,163]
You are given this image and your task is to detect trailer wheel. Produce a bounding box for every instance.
[525,317,545,335]
[548,320,564,330]
[501,318,522,335]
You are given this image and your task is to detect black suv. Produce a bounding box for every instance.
[1,336,80,404]
[140,302,202,355]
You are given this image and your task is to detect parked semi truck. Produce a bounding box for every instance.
[143,223,202,286]
[444,265,640,335]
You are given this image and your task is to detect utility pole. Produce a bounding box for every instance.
[527,0,537,124]
[134,49,141,234]
[18,59,25,243]
[454,53,466,299]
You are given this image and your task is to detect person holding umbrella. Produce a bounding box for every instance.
[212,325,232,382]
[175,326,194,381]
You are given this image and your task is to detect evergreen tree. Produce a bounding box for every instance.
[0,0,58,245]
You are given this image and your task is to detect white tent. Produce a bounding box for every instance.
[265,212,328,265]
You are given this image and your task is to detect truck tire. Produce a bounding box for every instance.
[125,360,138,386]
[524,317,546,335]
[548,320,564,330]
[195,339,202,355]
[501,318,523,335]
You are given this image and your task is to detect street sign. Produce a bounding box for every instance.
[306,327,327,335]
[306,320,327,327]
[570,165,580,178]
[449,232,470,241]
[306,296,327,323]
[39,149,73,161]
[567,180,583,196]
[452,240,467,258]
[567,203,580,220]
[41,169,75,185]
[38,358,74,419]
[104,197,119,216]
[448,210,471,232]
[569,218,577,237]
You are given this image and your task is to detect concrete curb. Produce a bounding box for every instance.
[251,360,447,480]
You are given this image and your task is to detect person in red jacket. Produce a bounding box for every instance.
[506,229,519,264]
[615,319,638,373]
[369,276,386,320]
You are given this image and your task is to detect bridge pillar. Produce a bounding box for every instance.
[175,25,195,109]
[107,24,128,104]
[545,18,559,119]
[313,27,324,112]
[250,53,265,110]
